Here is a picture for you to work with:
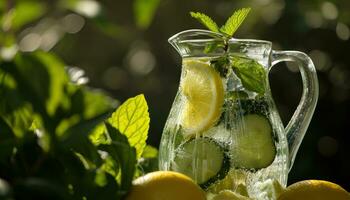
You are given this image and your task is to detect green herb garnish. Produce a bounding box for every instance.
[232,57,267,94]
[211,56,230,77]
[190,12,220,32]
[190,8,267,95]
[190,8,251,37]
[220,8,251,36]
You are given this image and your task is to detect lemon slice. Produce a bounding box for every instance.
[181,59,224,137]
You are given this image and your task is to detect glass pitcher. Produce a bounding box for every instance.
[159,30,318,199]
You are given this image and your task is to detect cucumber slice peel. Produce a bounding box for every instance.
[171,137,230,189]
[231,114,276,169]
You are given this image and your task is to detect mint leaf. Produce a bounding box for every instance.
[232,57,266,94]
[89,123,109,145]
[210,56,230,77]
[141,145,158,158]
[0,74,33,138]
[190,12,219,32]
[135,145,158,177]
[108,94,150,159]
[12,52,68,117]
[220,8,251,36]
[100,123,136,194]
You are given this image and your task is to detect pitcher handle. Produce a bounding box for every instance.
[270,50,319,171]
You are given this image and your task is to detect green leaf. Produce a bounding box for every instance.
[0,117,16,164]
[56,84,118,137]
[136,145,158,177]
[100,123,136,194]
[61,111,113,169]
[62,151,121,199]
[99,155,119,178]
[231,57,267,94]
[220,8,251,36]
[9,52,69,118]
[89,123,109,145]
[134,0,160,29]
[89,172,120,199]
[33,52,69,116]
[0,68,34,138]
[82,88,118,119]
[211,56,230,77]
[62,110,112,144]
[3,1,46,31]
[0,104,33,138]
[141,145,158,158]
[190,12,219,32]
[108,94,150,159]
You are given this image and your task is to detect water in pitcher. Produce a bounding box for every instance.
[159,56,288,199]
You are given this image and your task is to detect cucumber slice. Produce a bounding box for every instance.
[171,137,230,189]
[238,98,269,116]
[231,114,276,169]
[217,97,269,129]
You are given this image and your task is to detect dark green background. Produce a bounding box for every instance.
[2,0,350,190]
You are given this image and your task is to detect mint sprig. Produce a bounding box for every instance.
[190,8,251,37]
[190,8,267,95]
[190,12,219,32]
[220,8,251,36]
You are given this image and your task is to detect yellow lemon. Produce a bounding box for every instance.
[125,171,206,200]
[278,180,350,200]
[181,59,224,137]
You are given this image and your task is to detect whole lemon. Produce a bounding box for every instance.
[278,180,350,200]
[125,171,206,200]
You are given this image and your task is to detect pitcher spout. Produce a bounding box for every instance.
[168,29,227,57]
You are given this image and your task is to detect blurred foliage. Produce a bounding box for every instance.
[137,145,159,174]
[0,0,159,54]
[1,1,45,31]
[0,0,350,196]
[0,0,159,199]
[134,0,161,29]
[0,50,158,199]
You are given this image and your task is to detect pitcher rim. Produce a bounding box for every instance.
[168,29,272,46]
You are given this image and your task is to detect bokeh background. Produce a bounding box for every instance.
[1,0,349,190]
